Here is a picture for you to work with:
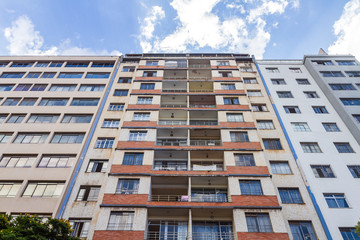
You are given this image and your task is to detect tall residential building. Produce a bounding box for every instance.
[0,56,118,217]
[60,53,325,240]
[257,59,360,240]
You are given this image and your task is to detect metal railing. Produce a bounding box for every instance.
[150,195,189,202]
[145,232,235,240]
[188,64,211,68]
[191,163,224,171]
[164,63,188,68]
[163,76,187,80]
[162,89,187,92]
[190,140,222,146]
[191,232,235,240]
[188,89,213,92]
[145,231,188,240]
[189,104,216,108]
[158,120,187,125]
[156,139,188,146]
[188,77,212,80]
[153,163,188,171]
[191,194,228,202]
[189,120,218,125]
[160,104,187,108]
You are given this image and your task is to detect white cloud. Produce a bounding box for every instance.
[3,15,121,56]
[139,0,297,58]
[328,0,360,59]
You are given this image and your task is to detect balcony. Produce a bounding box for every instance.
[190,129,221,146]
[189,81,213,93]
[158,110,187,126]
[164,60,187,68]
[188,59,211,69]
[162,81,187,93]
[160,95,187,108]
[158,120,187,125]
[153,151,188,171]
[156,139,187,146]
[191,162,224,171]
[153,161,187,171]
[189,140,222,146]
[191,177,228,202]
[190,151,224,171]
[189,95,216,108]
[189,69,212,80]
[163,70,187,80]
[189,111,218,126]
[150,176,188,203]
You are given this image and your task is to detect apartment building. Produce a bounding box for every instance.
[60,53,326,240]
[257,59,360,240]
[0,56,118,217]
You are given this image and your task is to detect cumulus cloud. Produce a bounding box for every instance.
[328,0,360,59]
[139,0,297,58]
[4,15,121,56]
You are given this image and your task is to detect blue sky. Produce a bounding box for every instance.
[0,0,359,59]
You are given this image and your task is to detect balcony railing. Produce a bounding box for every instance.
[191,163,224,171]
[158,120,187,125]
[191,232,234,240]
[163,76,187,80]
[145,232,235,240]
[188,89,213,92]
[191,193,228,202]
[189,104,216,108]
[160,104,187,108]
[164,63,187,68]
[162,89,187,92]
[189,140,222,146]
[150,195,189,202]
[156,139,188,146]
[189,120,218,125]
[188,64,211,68]
[188,77,212,80]
[153,162,188,171]
[145,231,188,240]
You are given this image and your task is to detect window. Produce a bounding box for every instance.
[49,62,63,67]
[19,98,37,106]
[39,98,68,106]
[79,84,105,92]
[143,71,157,77]
[239,180,263,195]
[289,68,302,73]
[85,73,110,78]
[296,79,310,85]
[31,84,47,91]
[257,120,275,130]
[122,66,135,72]
[50,133,84,144]
[226,113,244,122]
[23,182,64,198]
[263,139,282,150]
[70,98,99,106]
[271,79,286,85]
[278,188,303,204]
[346,71,360,77]
[11,62,33,67]
[13,133,48,144]
[76,186,100,201]
[27,114,59,123]
[252,104,268,112]
[337,60,357,65]
[6,114,25,123]
[0,155,36,168]
[240,67,253,72]
[277,91,293,98]
[86,160,108,173]
[270,161,292,174]
[69,219,90,238]
[95,138,114,149]
[312,106,328,114]
[219,71,232,77]
[114,89,128,96]
[243,78,258,84]
[321,71,344,77]
[301,142,321,153]
[221,84,236,90]
[65,62,89,67]
[246,213,272,232]
[35,62,49,67]
[14,84,31,91]
[49,84,76,91]
[353,115,360,123]
[234,154,255,166]
[102,119,120,128]
[140,83,155,89]
[107,212,134,230]
[289,222,317,240]
[38,155,75,168]
[266,68,279,73]
[348,166,360,178]
[123,153,143,165]
[291,122,311,132]
[92,62,114,68]
[334,142,355,153]
[61,114,92,123]
[0,72,25,78]
[324,193,349,208]
[133,112,150,121]
[312,60,333,65]
[329,84,356,90]
[247,90,262,96]
[26,72,41,78]
[2,98,20,106]
[129,131,147,141]
[224,97,239,105]
[58,72,83,78]
[116,179,139,194]
[118,77,132,83]
[341,98,360,106]
[217,61,230,66]
[41,72,56,78]
[0,62,9,67]
[311,165,335,178]
[0,84,14,91]
[284,106,301,114]
[108,103,124,111]
[322,123,340,132]
[304,91,319,98]
[146,61,159,66]
[0,115,7,123]
[0,182,21,197]
[137,97,153,104]
[339,228,360,240]
[230,132,249,142]
[0,133,12,143]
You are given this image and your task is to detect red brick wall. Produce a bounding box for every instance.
[231,195,279,207]
[123,121,157,128]
[237,232,290,240]
[213,77,242,81]
[227,166,269,175]
[211,66,238,70]
[217,104,250,110]
[134,77,163,81]
[131,89,161,95]
[93,230,145,240]
[214,90,245,95]
[111,165,152,174]
[219,122,256,128]
[137,66,164,69]
[103,194,148,205]
[127,104,159,110]
[222,142,262,150]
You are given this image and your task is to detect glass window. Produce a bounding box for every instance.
[0,72,25,78]
[85,73,110,78]
[137,97,153,104]
[217,61,230,66]
[289,68,302,73]
[322,123,340,132]
[336,61,356,65]
[234,154,255,166]
[143,71,157,77]
[118,77,132,83]
[0,115,8,124]
[219,71,232,77]
[76,186,100,201]
[86,160,108,173]
[133,112,150,121]
[49,84,76,91]
[123,153,143,165]
[50,133,84,144]
[38,155,75,168]
[0,84,15,91]
[78,84,105,91]
[246,213,272,232]
[289,221,317,240]
[240,67,253,72]
[0,155,36,168]
[0,182,22,197]
[277,91,293,98]
[49,62,63,67]
[22,182,64,198]
[329,84,356,90]
[291,122,311,132]
[35,62,49,67]
[108,103,124,111]
[102,119,120,128]
[348,165,360,178]
[263,139,282,150]
[140,83,155,89]
[116,179,139,194]
[11,62,33,67]
[224,97,239,105]
[284,106,301,114]
[0,133,12,143]
[39,98,68,106]
[69,219,90,238]
[122,66,136,72]
[311,165,335,178]
[61,114,92,123]
[252,104,268,112]
[247,90,262,96]
[70,98,99,106]
[19,98,37,106]
[353,115,360,123]
[239,180,263,195]
[230,132,249,142]
[58,73,83,78]
[146,61,159,66]
[221,84,236,90]
[26,72,41,78]
[321,71,344,77]
[270,161,292,174]
[14,84,31,91]
[301,142,322,153]
[324,193,349,208]
[304,91,319,98]
[334,142,355,153]
[339,228,360,240]
[91,62,114,68]
[95,138,114,148]
[296,79,310,85]
[129,131,147,141]
[2,98,21,106]
[271,79,286,85]
[257,120,275,130]
[226,113,244,122]
[341,98,360,106]
[114,89,128,96]
[278,188,303,204]
[266,68,279,73]
[312,106,328,114]
[65,62,89,67]
[0,62,9,67]
[243,78,258,84]
[6,114,25,123]
[107,212,134,230]
[312,60,333,65]
[346,71,360,77]
[31,84,47,91]
[27,114,59,123]
[41,72,56,78]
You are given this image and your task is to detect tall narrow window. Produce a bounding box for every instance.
[69,219,91,238]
